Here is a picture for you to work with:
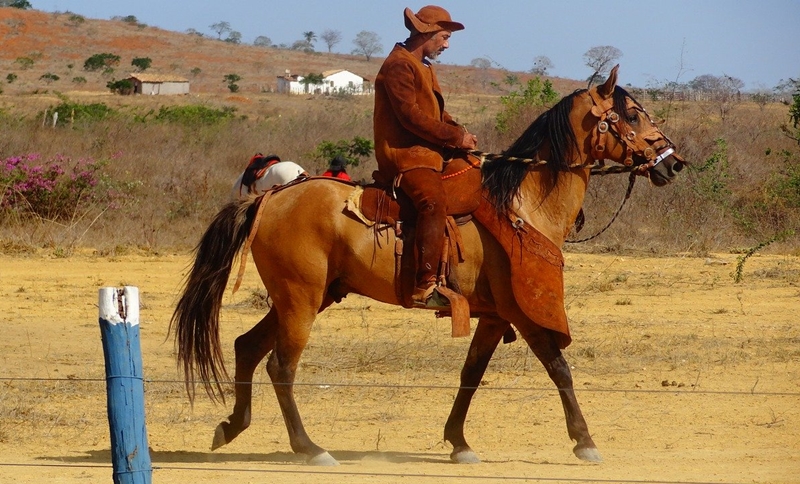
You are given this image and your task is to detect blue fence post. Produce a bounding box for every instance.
[98,286,153,484]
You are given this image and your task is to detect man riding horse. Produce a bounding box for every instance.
[373,5,482,308]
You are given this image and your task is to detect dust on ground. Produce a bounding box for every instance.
[1,250,798,483]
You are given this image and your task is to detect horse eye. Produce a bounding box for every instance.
[627,112,638,123]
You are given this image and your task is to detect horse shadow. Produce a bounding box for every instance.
[38,448,469,465]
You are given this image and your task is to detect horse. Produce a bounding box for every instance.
[172,65,685,466]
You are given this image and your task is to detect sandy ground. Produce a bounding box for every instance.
[0,249,798,484]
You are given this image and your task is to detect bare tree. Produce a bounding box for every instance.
[470,57,491,69]
[209,21,231,40]
[351,31,383,61]
[583,45,622,88]
[254,36,273,47]
[321,29,343,53]
[530,55,553,76]
[470,57,492,89]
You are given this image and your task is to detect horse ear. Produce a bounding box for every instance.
[597,64,620,99]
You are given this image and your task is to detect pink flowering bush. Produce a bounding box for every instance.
[1,153,117,221]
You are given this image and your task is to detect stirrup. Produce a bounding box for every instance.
[412,285,451,309]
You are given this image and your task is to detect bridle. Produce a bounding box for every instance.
[587,88,680,174]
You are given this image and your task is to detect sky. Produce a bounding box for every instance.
[30,0,800,91]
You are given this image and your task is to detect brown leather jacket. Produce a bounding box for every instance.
[373,43,465,182]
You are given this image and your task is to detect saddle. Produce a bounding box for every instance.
[350,181,473,337]
[350,179,571,349]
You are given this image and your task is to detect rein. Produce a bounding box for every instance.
[565,172,636,243]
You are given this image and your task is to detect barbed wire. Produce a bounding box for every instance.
[0,462,749,484]
[1,376,796,397]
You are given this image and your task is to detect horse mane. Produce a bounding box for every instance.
[482,90,583,214]
[482,85,633,215]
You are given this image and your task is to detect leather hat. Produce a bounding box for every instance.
[403,5,464,34]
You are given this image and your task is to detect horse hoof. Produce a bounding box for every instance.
[450,448,481,464]
[574,445,603,463]
[211,423,228,451]
[307,451,339,466]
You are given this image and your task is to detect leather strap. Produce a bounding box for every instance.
[232,190,273,294]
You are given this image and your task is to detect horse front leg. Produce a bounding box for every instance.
[444,316,509,464]
[519,325,602,462]
[212,308,278,450]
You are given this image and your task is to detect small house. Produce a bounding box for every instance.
[128,73,190,95]
[276,69,371,95]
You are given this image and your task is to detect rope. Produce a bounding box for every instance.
[464,149,639,176]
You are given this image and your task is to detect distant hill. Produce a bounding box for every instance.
[0,7,583,96]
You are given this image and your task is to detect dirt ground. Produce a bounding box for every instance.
[0,249,798,484]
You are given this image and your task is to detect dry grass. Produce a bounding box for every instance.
[0,9,798,253]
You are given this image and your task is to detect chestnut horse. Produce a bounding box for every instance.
[172,66,685,466]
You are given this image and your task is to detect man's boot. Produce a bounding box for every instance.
[411,202,448,308]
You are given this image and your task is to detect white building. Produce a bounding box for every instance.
[128,73,189,95]
[276,69,371,95]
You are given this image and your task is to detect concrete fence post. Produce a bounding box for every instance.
[98,286,153,484]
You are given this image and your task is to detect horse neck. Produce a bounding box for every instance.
[513,168,589,247]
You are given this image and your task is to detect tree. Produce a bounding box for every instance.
[185,28,204,37]
[83,53,121,72]
[470,57,491,69]
[583,45,622,88]
[352,31,383,61]
[223,73,241,93]
[781,78,800,144]
[131,57,152,72]
[303,31,317,47]
[530,55,553,76]
[1,0,32,9]
[300,73,324,93]
[254,35,273,47]
[209,21,231,40]
[225,31,242,44]
[320,29,342,53]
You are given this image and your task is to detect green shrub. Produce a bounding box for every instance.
[39,73,60,84]
[50,101,116,125]
[106,79,133,95]
[14,57,34,70]
[6,73,17,84]
[152,104,237,126]
[495,77,559,132]
[313,136,373,166]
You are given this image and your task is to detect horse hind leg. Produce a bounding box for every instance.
[212,308,278,450]
[444,316,509,464]
[519,325,602,462]
[267,293,338,466]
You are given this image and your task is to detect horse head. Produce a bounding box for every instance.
[589,65,686,186]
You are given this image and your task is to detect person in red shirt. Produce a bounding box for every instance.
[321,155,352,181]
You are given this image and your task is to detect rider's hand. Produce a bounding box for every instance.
[459,131,478,150]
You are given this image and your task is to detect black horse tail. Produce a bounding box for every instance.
[170,198,257,403]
